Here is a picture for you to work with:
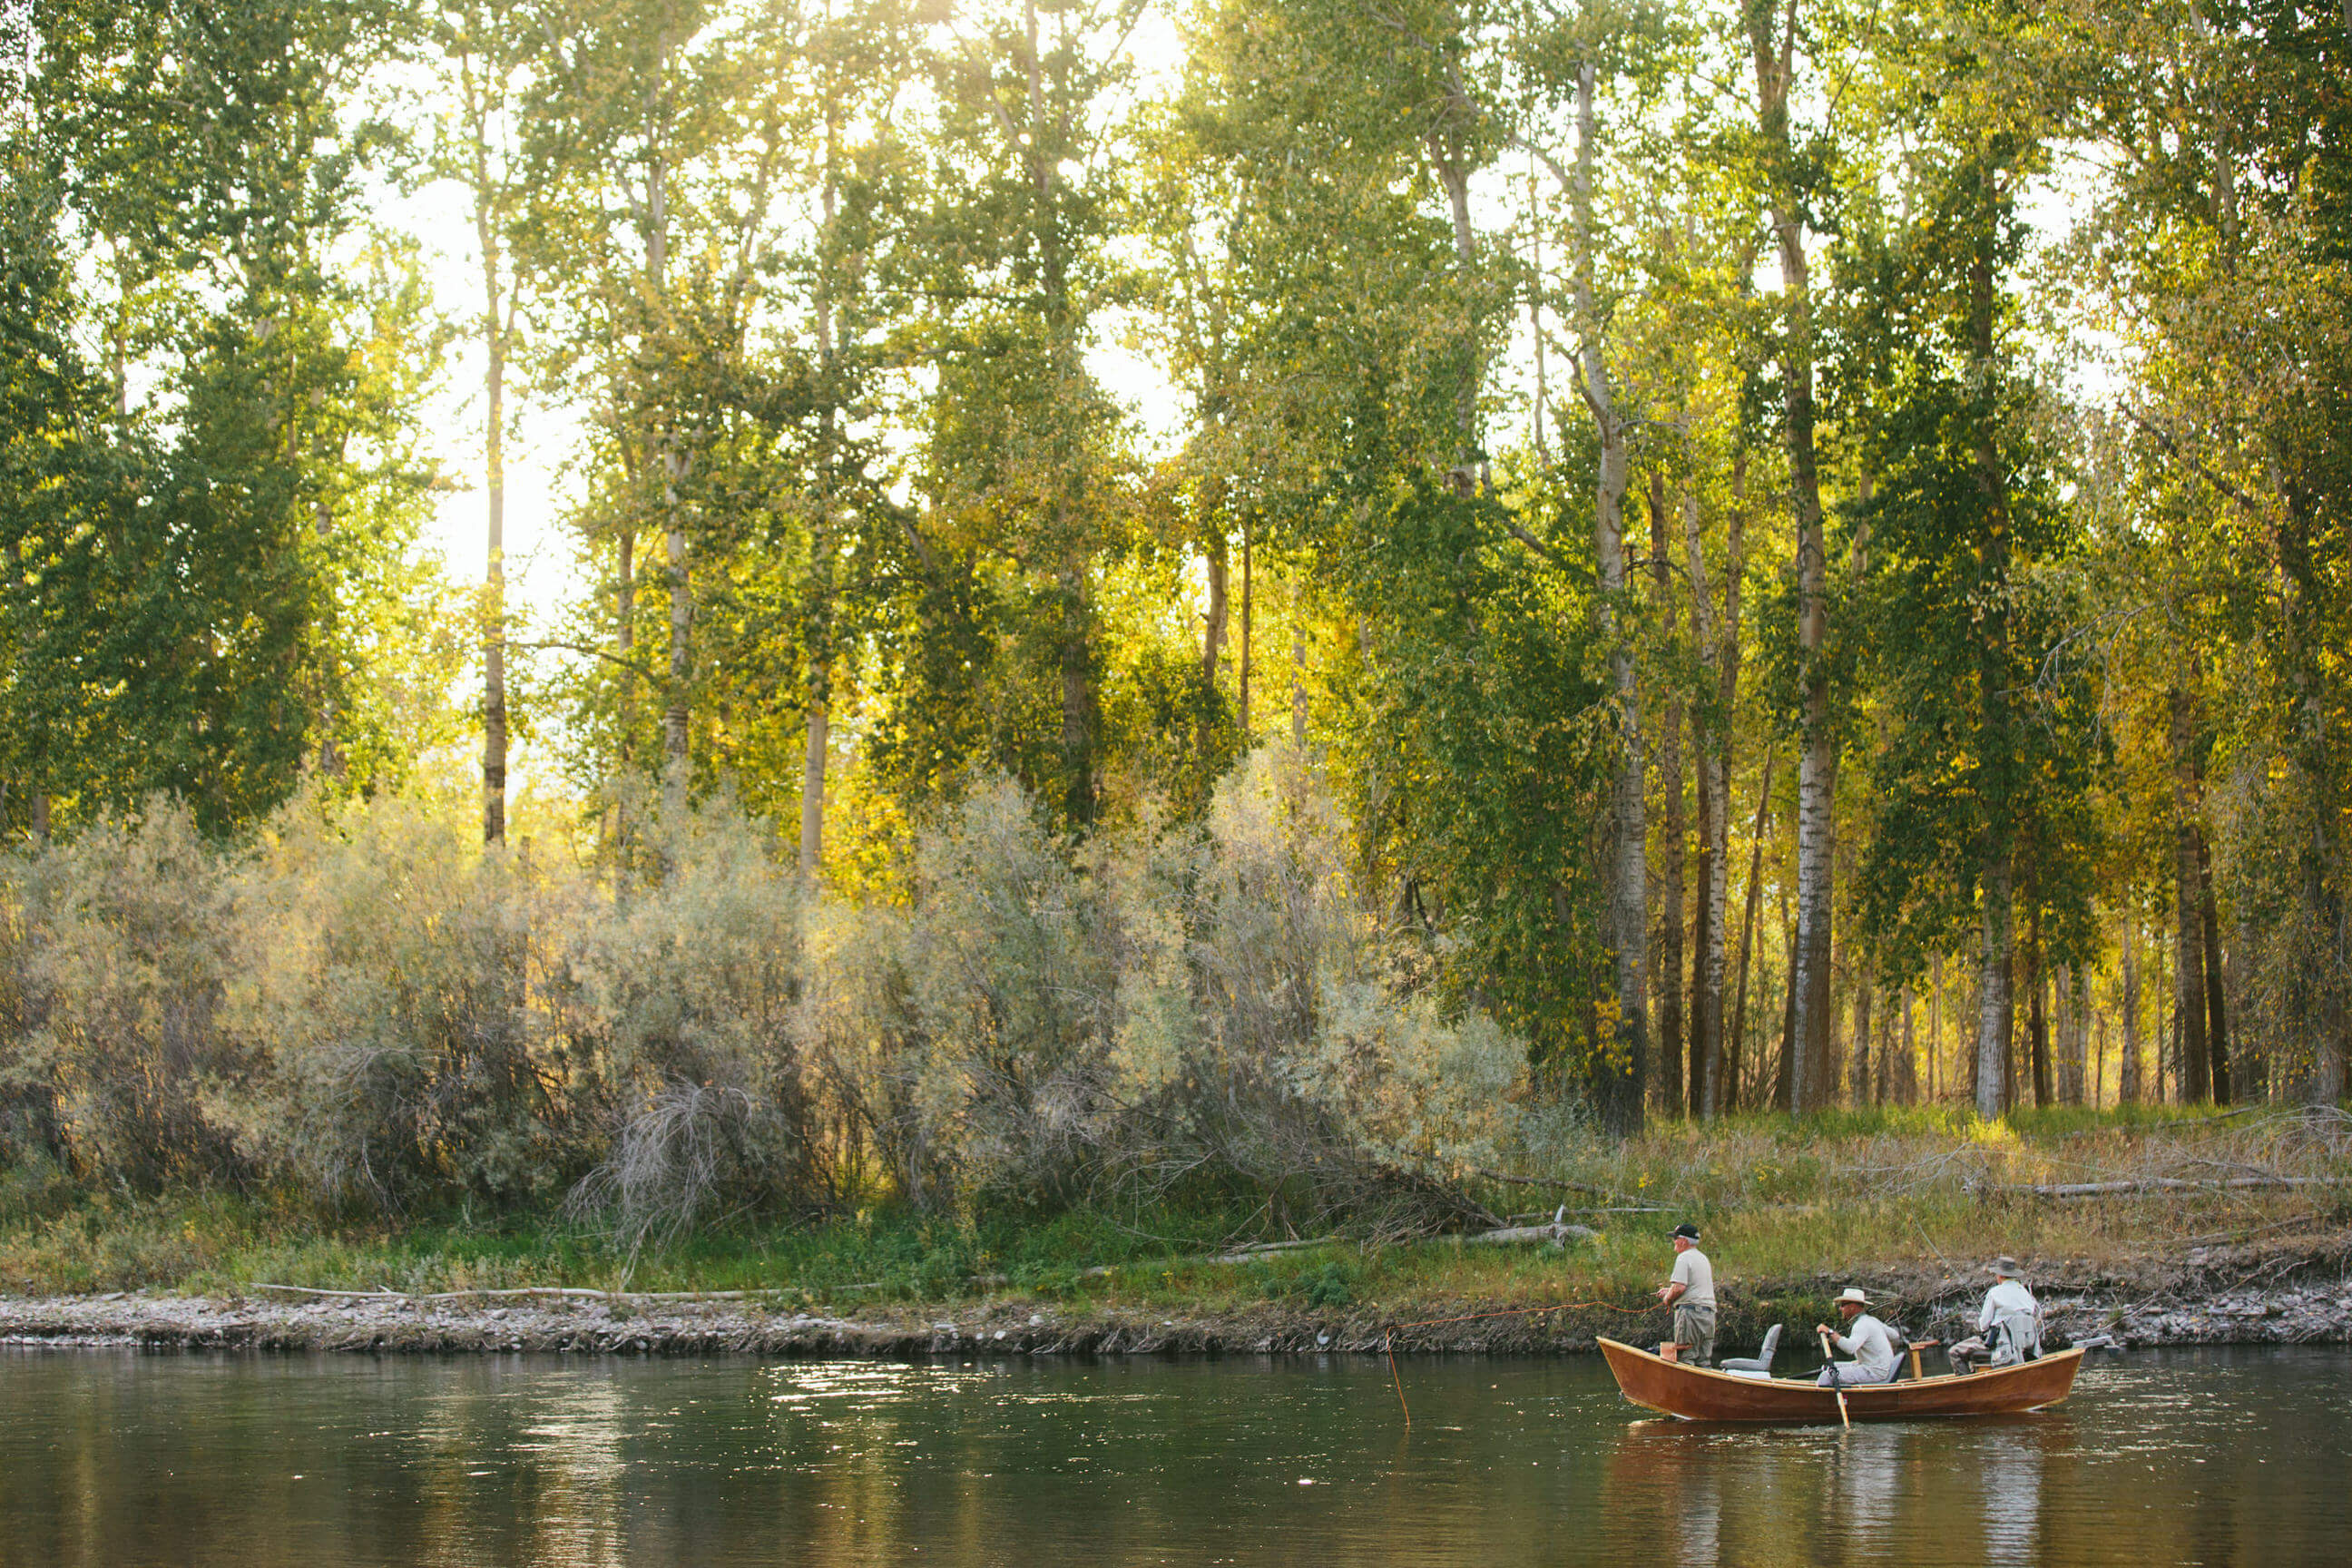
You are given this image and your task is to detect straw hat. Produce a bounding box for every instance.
[1835,1287,1870,1307]
[1989,1256,2021,1278]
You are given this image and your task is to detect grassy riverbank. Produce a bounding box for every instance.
[5,1106,2345,1322]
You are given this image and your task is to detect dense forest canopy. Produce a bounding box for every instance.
[5,0,2351,1224]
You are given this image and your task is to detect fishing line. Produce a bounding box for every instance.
[1382,1296,1655,1426]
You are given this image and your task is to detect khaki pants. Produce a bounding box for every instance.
[1673,1303,1716,1367]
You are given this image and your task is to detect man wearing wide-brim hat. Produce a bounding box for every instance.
[1814,1287,1897,1387]
[1656,1222,1715,1367]
[1951,1256,2041,1371]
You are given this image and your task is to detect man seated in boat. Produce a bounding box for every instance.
[1655,1222,1715,1366]
[1813,1287,1898,1387]
[1948,1256,2041,1371]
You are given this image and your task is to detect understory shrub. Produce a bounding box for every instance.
[0,754,1537,1239]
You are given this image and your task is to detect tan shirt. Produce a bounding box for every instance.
[1669,1247,1715,1309]
[1831,1313,1896,1378]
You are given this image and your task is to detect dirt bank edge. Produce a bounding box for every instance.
[5,1232,2346,1359]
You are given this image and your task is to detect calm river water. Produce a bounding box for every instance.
[1,1345,2344,1566]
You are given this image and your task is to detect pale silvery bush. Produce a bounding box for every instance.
[564,789,822,1240]
[903,774,1120,1201]
[0,759,1534,1239]
[2,799,239,1189]
[211,786,583,1207]
[1096,746,1532,1226]
[789,899,943,1208]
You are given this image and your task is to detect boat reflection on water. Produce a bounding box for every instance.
[1605,1411,2082,1567]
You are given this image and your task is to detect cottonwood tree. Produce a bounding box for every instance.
[904,0,1148,828]
[11,0,446,834]
[1846,0,2102,1118]
[522,0,808,803]
[436,0,534,845]
[1735,0,1845,1110]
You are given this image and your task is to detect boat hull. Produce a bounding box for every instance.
[1597,1337,2084,1423]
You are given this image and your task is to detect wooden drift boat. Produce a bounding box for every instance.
[1598,1336,2085,1424]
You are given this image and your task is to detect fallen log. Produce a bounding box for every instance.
[2011,1175,2343,1199]
[1465,1220,1599,1247]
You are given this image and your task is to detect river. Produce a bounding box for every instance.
[1,1346,2342,1565]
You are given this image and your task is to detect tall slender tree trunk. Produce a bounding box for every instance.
[1927,956,1941,1101]
[1685,459,1744,1118]
[2025,912,2051,1110]
[616,530,636,722]
[2195,824,2230,1101]
[1202,530,1230,683]
[1688,731,1721,1115]
[1896,985,1917,1103]
[1060,561,1097,825]
[1774,879,1797,1112]
[2230,893,2262,1099]
[1976,851,2014,1120]
[2095,1009,2107,1107]
[2122,910,2143,1104]
[1650,475,1686,1116]
[1749,5,1835,1112]
[798,698,828,879]
[2063,966,2089,1104]
[1239,526,1253,739]
[1725,756,1773,1115]
[467,47,511,849]
[1964,152,2018,1122]
[1573,61,1644,1132]
[2154,929,2172,1102]
[10,537,47,838]
[637,113,690,777]
[2168,688,2211,1100]
[662,449,691,768]
[1851,979,1873,1108]
[801,95,851,883]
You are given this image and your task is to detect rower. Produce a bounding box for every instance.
[1814,1287,1897,1387]
[1655,1222,1716,1367]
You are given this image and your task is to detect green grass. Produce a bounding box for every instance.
[3,1104,2344,1315]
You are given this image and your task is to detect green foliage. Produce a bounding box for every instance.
[11,0,2352,1190]
[4,1,453,837]
[1330,478,1620,1083]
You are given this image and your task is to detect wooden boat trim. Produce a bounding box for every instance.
[1597,1336,2086,1423]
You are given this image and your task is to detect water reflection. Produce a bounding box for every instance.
[0,1348,2341,1567]
[1602,1406,2115,1568]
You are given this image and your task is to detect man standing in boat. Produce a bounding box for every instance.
[1657,1222,1715,1367]
[1814,1288,1898,1387]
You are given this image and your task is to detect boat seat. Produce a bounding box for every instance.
[1720,1322,1781,1376]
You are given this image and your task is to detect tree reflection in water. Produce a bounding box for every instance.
[0,1348,2339,1566]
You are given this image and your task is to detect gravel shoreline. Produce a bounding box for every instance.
[5,1235,2346,1359]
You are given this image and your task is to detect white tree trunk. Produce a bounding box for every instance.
[1574,62,1644,1130]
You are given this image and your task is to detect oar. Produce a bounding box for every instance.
[1820,1329,1850,1429]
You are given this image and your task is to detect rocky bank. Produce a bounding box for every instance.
[2,1231,2345,1360]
